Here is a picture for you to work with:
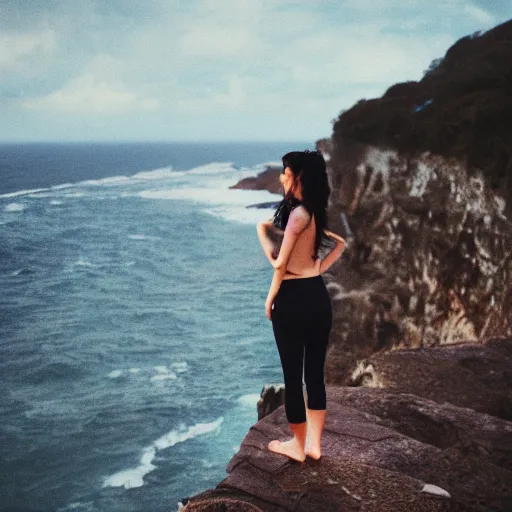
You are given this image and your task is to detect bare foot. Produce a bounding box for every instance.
[267,438,306,462]
[305,445,322,460]
[304,436,322,460]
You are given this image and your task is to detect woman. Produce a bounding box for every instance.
[256,150,346,463]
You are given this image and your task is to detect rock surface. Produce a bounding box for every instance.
[180,342,512,511]
[346,338,512,421]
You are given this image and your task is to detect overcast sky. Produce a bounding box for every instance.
[1,0,511,142]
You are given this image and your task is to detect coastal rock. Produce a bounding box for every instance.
[346,339,512,420]
[230,165,282,195]
[181,342,512,511]
[257,384,285,421]
[182,384,512,511]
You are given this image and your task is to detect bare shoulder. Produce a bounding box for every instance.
[287,206,312,233]
[293,205,313,224]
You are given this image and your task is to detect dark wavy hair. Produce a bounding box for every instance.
[281,150,330,258]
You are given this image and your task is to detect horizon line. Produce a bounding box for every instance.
[0,138,321,145]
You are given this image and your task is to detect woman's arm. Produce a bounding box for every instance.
[319,229,347,274]
[265,265,287,319]
[256,220,281,265]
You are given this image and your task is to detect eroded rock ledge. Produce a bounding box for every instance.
[181,340,512,512]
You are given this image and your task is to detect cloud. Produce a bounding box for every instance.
[21,74,159,114]
[179,25,260,57]
[0,29,56,71]
[464,4,495,25]
[2,0,512,141]
[280,27,453,92]
[177,74,245,112]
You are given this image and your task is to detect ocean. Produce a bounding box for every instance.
[0,141,314,512]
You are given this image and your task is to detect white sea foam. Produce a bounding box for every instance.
[52,183,74,190]
[108,370,123,378]
[132,167,185,180]
[50,200,63,205]
[73,257,97,267]
[4,202,25,212]
[136,161,281,225]
[103,417,224,489]
[0,188,48,198]
[171,361,188,373]
[79,175,131,186]
[56,501,94,511]
[204,205,276,225]
[237,393,260,406]
[127,234,161,241]
[2,160,281,227]
[151,365,177,381]
[63,192,86,198]
[138,169,280,224]
[150,373,177,381]
[186,162,236,174]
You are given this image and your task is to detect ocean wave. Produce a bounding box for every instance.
[172,361,188,373]
[139,185,279,205]
[132,167,184,180]
[78,175,131,186]
[0,183,75,199]
[0,188,49,199]
[4,202,25,212]
[102,416,224,489]
[237,393,260,406]
[1,160,281,227]
[0,160,272,201]
[11,267,36,276]
[186,162,236,174]
[106,364,187,381]
[127,234,162,241]
[150,365,177,381]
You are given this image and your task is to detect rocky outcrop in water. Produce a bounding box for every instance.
[229,165,282,195]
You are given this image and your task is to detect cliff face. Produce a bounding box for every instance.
[322,19,512,383]
[323,143,512,382]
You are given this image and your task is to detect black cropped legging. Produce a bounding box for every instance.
[270,275,332,424]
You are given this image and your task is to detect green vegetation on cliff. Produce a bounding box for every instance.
[332,19,512,201]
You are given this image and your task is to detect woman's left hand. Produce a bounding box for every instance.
[265,296,274,321]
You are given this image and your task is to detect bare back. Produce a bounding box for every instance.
[281,207,319,280]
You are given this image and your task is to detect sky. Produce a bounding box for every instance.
[1,0,511,142]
